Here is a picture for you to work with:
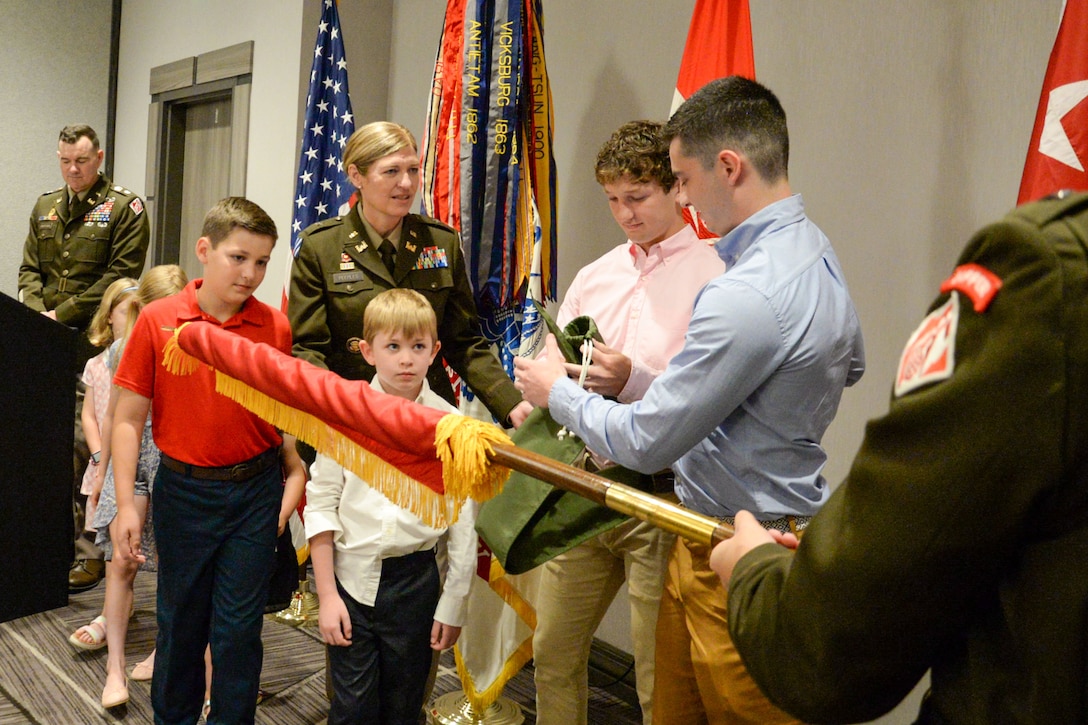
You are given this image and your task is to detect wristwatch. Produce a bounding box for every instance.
[90,451,101,465]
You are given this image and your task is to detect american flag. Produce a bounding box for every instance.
[284,0,356,308]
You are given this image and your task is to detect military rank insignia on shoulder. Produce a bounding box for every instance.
[894,293,959,398]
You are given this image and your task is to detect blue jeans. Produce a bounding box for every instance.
[151,459,280,725]
[327,548,439,725]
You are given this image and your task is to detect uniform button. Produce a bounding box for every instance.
[346,285,354,292]
[64,233,71,240]
[62,251,70,258]
[62,270,70,276]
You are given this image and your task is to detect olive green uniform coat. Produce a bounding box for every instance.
[727,193,1088,724]
[288,206,522,425]
[19,173,150,367]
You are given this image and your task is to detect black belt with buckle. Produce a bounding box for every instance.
[160,448,279,483]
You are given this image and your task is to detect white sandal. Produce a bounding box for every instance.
[68,615,107,651]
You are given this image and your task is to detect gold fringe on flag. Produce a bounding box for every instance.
[161,323,201,376]
[453,555,536,713]
[212,370,453,528]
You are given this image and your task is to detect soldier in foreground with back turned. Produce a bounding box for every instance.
[712,191,1088,724]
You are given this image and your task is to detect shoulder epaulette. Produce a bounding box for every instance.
[40,186,64,198]
[417,214,456,235]
[304,216,345,235]
[1010,191,1088,230]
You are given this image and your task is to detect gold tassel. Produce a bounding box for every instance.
[434,414,512,505]
[161,323,201,376]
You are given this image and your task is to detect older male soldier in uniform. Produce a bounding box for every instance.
[18,124,150,592]
[711,191,1088,724]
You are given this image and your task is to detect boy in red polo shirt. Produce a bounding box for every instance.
[112,197,304,724]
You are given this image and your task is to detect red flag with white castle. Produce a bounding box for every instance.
[672,0,756,238]
[1018,0,1088,204]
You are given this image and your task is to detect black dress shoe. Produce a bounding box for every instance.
[69,559,105,593]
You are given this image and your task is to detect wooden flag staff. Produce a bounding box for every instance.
[487,443,734,548]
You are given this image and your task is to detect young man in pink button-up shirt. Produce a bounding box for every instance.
[531,120,724,725]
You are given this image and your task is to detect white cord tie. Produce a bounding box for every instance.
[557,339,594,440]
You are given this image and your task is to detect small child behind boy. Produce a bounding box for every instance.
[111,197,305,724]
[77,277,139,556]
[306,287,479,724]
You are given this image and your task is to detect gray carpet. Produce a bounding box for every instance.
[0,571,642,724]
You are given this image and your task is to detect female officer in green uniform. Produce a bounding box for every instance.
[288,121,530,428]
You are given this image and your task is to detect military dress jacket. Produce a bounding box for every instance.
[287,206,522,425]
[18,173,150,331]
[726,193,1088,724]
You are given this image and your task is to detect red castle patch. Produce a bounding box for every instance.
[895,294,959,397]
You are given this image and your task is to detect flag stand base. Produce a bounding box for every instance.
[273,577,319,626]
[427,692,523,724]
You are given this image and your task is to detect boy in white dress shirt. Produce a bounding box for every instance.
[305,288,477,724]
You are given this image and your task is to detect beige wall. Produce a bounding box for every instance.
[111,0,305,281]
[2,0,114,302]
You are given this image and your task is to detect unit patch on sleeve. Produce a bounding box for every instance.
[129,198,144,215]
[939,263,1001,312]
[894,292,960,398]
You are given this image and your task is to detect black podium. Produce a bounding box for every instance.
[0,292,75,622]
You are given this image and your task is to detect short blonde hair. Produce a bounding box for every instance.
[342,122,417,176]
[88,277,139,347]
[363,288,437,345]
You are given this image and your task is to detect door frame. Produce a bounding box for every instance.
[145,42,253,267]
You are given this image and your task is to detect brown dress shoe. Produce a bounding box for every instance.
[69,559,105,593]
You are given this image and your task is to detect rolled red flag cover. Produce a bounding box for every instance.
[163,321,511,528]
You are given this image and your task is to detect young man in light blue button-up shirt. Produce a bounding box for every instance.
[515,76,865,725]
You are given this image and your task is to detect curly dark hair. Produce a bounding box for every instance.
[594,120,676,191]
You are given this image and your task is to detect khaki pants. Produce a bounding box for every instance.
[652,537,801,725]
[533,518,674,725]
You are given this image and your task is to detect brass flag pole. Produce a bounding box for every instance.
[488,443,734,547]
